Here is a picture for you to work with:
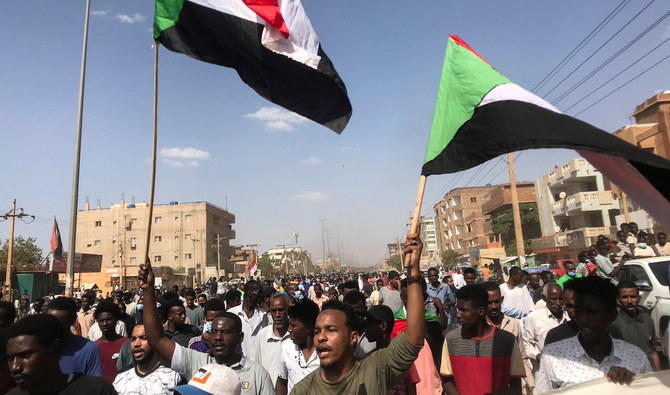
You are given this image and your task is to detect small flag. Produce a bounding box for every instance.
[50,217,63,260]
[422,35,670,227]
[153,0,352,133]
[247,250,258,274]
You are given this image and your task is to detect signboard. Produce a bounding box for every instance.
[52,253,103,273]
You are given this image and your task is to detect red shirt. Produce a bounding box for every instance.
[95,336,127,382]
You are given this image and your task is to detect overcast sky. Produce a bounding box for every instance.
[1,0,669,266]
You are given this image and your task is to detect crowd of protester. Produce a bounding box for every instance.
[1,226,669,394]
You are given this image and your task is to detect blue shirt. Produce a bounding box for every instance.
[427,283,449,304]
[60,334,103,377]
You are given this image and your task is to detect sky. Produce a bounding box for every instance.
[1,0,669,267]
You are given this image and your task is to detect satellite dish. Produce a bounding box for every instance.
[559,192,567,199]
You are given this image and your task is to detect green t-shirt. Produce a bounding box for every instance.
[556,274,582,288]
[289,333,422,395]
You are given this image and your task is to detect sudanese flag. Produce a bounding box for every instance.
[153,0,352,133]
[422,35,670,227]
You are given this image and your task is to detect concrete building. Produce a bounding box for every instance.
[434,186,496,258]
[73,200,235,290]
[265,246,304,273]
[405,216,438,258]
[532,158,619,262]
[612,91,670,230]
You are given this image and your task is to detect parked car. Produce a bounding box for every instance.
[619,257,670,356]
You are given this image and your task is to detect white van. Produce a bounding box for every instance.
[619,257,670,356]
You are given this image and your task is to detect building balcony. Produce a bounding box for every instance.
[546,158,598,186]
[531,226,617,251]
[552,191,617,216]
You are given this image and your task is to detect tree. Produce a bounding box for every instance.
[0,236,44,270]
[387,254,402,271]
[441,249,460,268]
[258,253,274,276]
[491,203,541,256]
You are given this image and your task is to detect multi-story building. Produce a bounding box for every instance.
[532,158,619,262]
[434,186,496,258]
[405,216,438,257]
[73,200,235,290]
[612,91,670,230]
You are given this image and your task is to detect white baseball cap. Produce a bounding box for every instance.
[173,364,241,395]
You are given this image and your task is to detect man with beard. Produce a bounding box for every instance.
[138,261,273,394]
[113,325,183,394]
[227,280,270,362]
[522,283,569,373]
[253,294,291,388]
[163,299,201,348]
[290,233,425,394]
[275,300,320,395]
[527,273,542,304]
[536,277,652,392]
[5,314,115,394]
[440,284,525,394]
[482,281,534,393]
[95,300,128,382]
[611,281,661,370]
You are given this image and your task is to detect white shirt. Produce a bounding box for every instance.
[452,273,466,289]
[227,304,270,362]
[276,339,319,393]
[656,243,670,256]
[253,325,291,387]
[113,365,182,395]
[87,320,127,341]
[500,283,535,314]
[522,307,570,361]
[535,335,652,393]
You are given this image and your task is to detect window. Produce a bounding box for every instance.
[130,237,137,250]
[86,243,92,248]
[154,255,162,262]
[185,234,191,240]
[154,235,162,243]
[174,235,179,240]
[467,224,473,233]
[113,220,117,225]
[112,239,116,244]
[619,265,651,286]
[185,215,192,221]
[95,220,102,227]
[174,216,179,221]
[129,257,137,264]
[470,197,477,203]
[131,218,138,225]
[174,255,179,261]
[185,253,192,259]
[94,240,101,246]
[154,216,162,223]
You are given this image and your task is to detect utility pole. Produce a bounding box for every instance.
[216,234,221,279]
[319,219,326,270]
[2,200,35,301]
[191,238,199,287]
[507,153,526,267]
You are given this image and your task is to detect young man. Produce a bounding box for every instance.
[290,233,425,394]
[309,283,329,309]
[556,261,582,288]
[46,297,102,377]
[536,277,652,392]
[379,270,403,315]
[368,279,385,306]
[189,298,228,352]
[634,232,658,257]
[253,294,291,388]
[441,284,525,394]
[427,267,455,321]
[462,267,478,286]
[522,283,569,373]
[77,291,96,338]
[527,273,543,304]
[655,232,670,256]
[227,280,270,362]
[184,289,205,330]
[611,281,661,371]
[95,300,128,382]
[162,299,201,347]
[500,266,535,314]
[138,261,274,394]
[113,324,183,394]
[225,289,242,311]
[275,300,320,395]
[5,314,115,394]
[594,240,617,279]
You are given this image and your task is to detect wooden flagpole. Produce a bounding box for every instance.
[406,175,427,268]
[144,41,160,272]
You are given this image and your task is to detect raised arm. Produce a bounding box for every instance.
[138,259,176,363]
[403,232,425,346]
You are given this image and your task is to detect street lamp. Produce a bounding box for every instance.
[191,238,200,287]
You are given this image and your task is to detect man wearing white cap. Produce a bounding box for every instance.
[173,364,241,395]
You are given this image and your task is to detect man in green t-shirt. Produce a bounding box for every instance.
[556,261,582,288]
[290,232,425,394]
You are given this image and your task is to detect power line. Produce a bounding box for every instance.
[564,36,670,112]
[553,7,670,104]
[572,52,670,117]
[532,0,630,93]
[542,0,656,99]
